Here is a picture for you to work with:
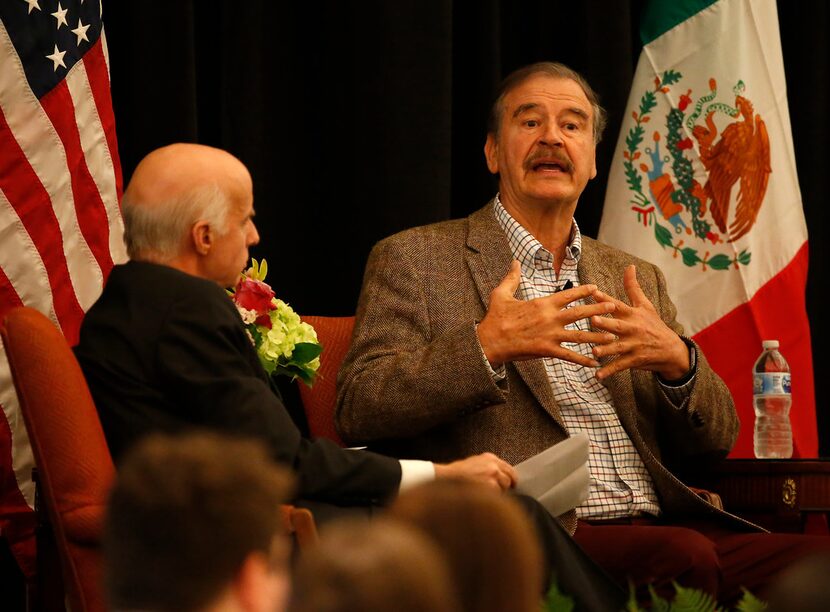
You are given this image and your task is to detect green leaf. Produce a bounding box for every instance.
[681,247,702,267]
[626,126,645,152]
[737,250,752,266]
[734,588,767,612]
[625,161,644,193]
[647,585,670,612]
[617,581,764,612]
[259,258,268,281]
[540,575,575,612]
[640,90,657,116]
[272,364,299,380]
[624,582,643,612]
[654,223,673,248]
[661,70,682,87]
[631,192,649,207]
[290,342,323,363]
[707,254,732,271]
[259,354,276,375]
[670,582,718,612]
[272,362,318,388]
[249,326,264,345]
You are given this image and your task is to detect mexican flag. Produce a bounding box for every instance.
[599,0,816,457]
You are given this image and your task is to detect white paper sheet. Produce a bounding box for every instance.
[515,432,590,517]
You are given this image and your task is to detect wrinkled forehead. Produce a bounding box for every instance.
[502,75,593,118]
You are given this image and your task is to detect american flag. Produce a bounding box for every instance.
[0,0,124,577]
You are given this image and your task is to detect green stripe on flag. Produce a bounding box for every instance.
[640,0,718,44]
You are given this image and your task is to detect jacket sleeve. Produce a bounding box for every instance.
[647,262,739,460]
[336,236,507,445]
[156,287,401,504]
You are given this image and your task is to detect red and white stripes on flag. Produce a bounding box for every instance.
[0,0,124,577]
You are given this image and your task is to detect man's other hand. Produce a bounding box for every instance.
[477,260,616,368]
[434,453,518,491]
[590,264,690,381]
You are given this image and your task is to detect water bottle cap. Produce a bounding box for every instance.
[762,340,779,350]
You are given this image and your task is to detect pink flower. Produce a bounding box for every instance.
[233,277,275,316]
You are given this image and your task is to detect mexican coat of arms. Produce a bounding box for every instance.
[620,70,771,271]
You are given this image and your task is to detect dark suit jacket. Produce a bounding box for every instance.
[75,261,400,506]
[337,202,752,531]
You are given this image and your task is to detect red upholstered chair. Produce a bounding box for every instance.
[1,307,112,612]
[2,308,322,612]
[297,315,354,446]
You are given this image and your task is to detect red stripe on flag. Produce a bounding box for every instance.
[0,407,36,579]
[0,266,23,318]
[0,109,85,343]
[694,243,816,458]
[40,81,114,276]
[84,38,123,200]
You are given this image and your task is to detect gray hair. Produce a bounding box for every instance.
[122,183,230,261]
[487,62,608,144]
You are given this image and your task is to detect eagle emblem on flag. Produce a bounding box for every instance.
[620,71,771,271]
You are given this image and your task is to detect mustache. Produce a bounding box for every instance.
[523,148,574,173]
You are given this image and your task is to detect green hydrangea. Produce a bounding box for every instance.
[231,259,322,386]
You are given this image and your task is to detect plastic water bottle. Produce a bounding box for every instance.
[753,340,792,458]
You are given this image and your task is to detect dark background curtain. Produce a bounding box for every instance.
[102,1,830,454]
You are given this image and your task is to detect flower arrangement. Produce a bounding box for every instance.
[229,259,321,386]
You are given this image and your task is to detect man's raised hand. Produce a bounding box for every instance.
[590,265,690,381]
[476,261,616,368]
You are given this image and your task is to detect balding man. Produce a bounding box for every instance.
[75,143,519,518]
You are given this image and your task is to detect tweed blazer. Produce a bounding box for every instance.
[337,201,752,531]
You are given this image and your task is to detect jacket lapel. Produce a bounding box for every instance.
[465,203,509,310]
[465,203,566,430]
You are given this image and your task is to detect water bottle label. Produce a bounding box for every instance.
[753,372,791,395]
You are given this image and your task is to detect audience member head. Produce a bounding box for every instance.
[290,518,459,612]
[122,143,259,287]
[389,480,544,612]
[765,552,830,612]
[104,432,293,612]
[487,61,608,144]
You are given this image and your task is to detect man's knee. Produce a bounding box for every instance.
[575,524,721,596]
[655,528,720,589]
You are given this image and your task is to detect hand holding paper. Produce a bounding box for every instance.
[515,432,590,518]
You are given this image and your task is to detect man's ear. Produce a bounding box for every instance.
[590,145,598,180]
[484,134,499,175]
[191,221,212,256]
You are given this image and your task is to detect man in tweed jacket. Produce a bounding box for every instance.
[337,62,830,603]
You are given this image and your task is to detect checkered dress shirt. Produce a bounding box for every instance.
[492,196,694,519]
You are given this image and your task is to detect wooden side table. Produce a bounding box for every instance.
[691,459,830,533]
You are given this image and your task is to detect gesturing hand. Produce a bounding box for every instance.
[590,265,690,381]
[476,260,616,368]
[435,452,518,491]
